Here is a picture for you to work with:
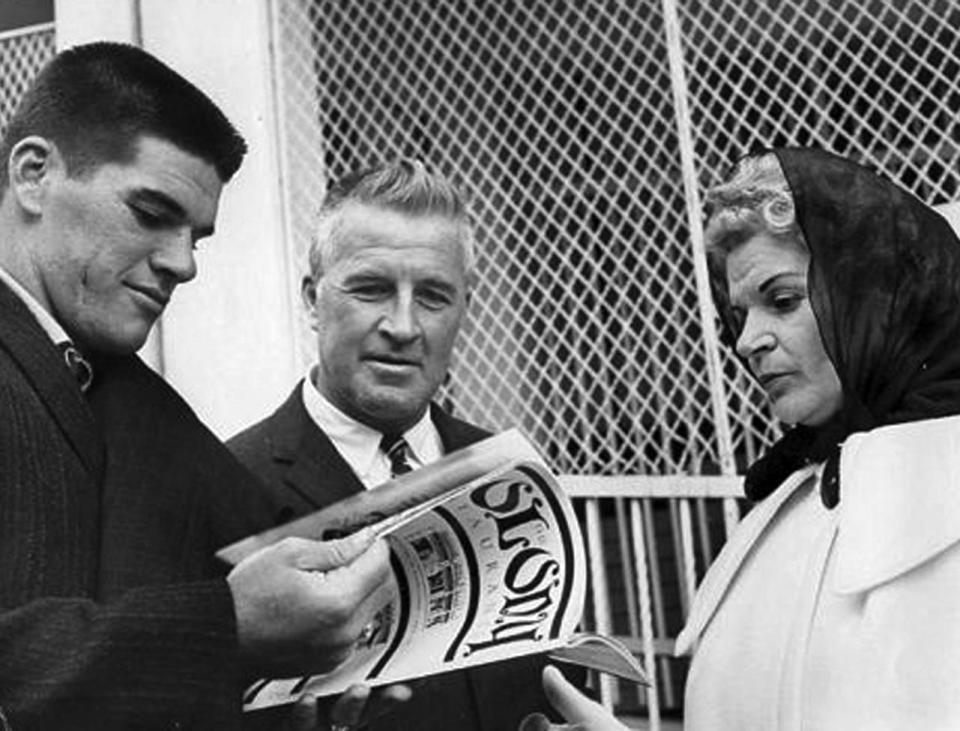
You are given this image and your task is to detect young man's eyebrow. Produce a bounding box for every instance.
[128,188,185,216]
[129,188,215,238]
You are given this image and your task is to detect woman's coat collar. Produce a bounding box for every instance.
[676,414,960,655]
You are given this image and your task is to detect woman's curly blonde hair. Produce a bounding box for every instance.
[703,152,805,258]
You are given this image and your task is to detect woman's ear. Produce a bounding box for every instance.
[8,136,59,216]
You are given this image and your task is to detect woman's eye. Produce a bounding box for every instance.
[771,293,802,311]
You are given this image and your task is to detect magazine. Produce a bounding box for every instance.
[218,429,649,711]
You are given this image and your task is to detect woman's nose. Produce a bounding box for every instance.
[735,312,775,360]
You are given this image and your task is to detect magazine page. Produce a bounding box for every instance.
[549,633,649,685]
[218,429,543,566]
[241,460,587,711]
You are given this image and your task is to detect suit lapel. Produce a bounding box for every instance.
[431,403,491,452]
[0,281,104,481]
[272,388,364,510]
[274,397,489,510]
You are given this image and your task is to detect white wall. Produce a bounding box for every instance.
[55,0,300,439]
[936,201,960,237]
[54,0,138,48]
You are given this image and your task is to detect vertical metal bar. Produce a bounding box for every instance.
[643,501,675,707]
[615,500,641,710]
[616,500,641,641]
[660,0,738,480]
[677,499,699,613]
[722,496,742,540]
[630,500,661,731]
[584,499,617,708]
[667,500,689,616]
[695,498,712,570]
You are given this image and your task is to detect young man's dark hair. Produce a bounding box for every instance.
[0,41,246,192]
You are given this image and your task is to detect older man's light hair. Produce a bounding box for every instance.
[308,159,476,279]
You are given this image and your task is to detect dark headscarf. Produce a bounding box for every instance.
[711,148,960,506]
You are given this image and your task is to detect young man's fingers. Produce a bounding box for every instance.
[289,528,381,572]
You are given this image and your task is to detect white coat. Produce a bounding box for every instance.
[677,414,960,730]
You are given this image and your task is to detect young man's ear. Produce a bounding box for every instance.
[8,136,59,216]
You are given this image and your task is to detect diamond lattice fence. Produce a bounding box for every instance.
[682,0,960,466]
[273,0,960,478]
[0,25,54,138]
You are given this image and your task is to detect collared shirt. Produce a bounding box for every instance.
[0,265,69,344]
[300,365,443,488]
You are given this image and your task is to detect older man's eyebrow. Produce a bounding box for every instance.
[418,276,460,295]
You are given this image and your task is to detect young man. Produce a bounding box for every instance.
[0,42,391,730]
[229,159,566,731]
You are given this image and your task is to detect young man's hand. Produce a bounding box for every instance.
[228,528,393,676]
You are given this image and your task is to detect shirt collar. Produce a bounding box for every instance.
[300,365,442,487]
[0,265,69,344]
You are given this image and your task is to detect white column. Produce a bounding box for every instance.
[135,0,299,439]
[54,0,139,49]
[936,201,960,237]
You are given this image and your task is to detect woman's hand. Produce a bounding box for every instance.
[519,666,628,731]
[282,682,413,731]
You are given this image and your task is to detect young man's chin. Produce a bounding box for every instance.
[79,325,153,356]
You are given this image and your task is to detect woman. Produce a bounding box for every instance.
[521,148,960,730]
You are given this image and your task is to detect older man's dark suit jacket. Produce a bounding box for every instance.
[228,385,560,731]
[0,279,273,731]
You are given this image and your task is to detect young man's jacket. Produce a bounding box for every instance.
[0,279,274,731]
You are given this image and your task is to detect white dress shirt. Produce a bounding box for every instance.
[0,265,69,344]
[300,365,443,488]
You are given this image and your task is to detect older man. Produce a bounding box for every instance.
[0,42,391,731]
[229,160,561,731]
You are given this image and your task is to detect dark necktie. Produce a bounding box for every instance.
[57,342,93,392]
[380,432,413,477]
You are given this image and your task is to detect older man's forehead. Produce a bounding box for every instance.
[332,205,465,258]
